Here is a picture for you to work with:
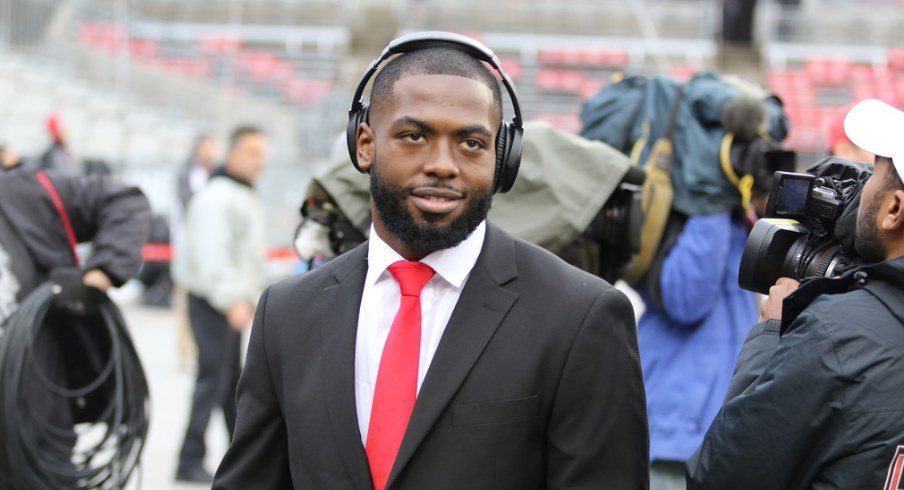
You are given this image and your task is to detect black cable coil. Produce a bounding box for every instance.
[0,282,150,489]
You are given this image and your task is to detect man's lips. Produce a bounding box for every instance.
[409,187,464,215]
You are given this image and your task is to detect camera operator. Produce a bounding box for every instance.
[687,98,904,489]
[637,106,785,489]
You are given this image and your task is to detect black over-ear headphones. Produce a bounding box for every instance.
[346,31,523,194]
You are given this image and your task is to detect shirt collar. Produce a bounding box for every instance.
[211,165,253,188]
[365,221,486,289]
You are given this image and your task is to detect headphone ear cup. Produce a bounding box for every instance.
[494,123,522,193]
[493,124,509,193]
[346,104,369,173]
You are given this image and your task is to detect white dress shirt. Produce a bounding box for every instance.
[355,221,486,443]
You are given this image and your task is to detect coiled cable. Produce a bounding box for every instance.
[0,282,150,489]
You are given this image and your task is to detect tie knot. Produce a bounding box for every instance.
[388,261,435,297]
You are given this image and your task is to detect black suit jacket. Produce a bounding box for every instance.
[213,224,649,489]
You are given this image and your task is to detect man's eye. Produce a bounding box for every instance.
[462,139,485,150]
[403,133,424,142]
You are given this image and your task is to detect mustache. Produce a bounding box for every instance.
[405,182,466,195]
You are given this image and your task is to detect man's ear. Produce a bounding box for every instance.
[881,189,904,232]
[356,123,374,172]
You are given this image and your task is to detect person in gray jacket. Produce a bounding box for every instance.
[173,125,268,483]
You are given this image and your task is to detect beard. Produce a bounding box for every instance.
[369,156,492,255]
[855,197,886,263]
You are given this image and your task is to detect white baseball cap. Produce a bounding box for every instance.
[844,98,904,180]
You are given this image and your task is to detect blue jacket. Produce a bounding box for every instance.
[637,211,757,462]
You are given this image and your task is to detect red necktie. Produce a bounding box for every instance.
[365,261,435,490]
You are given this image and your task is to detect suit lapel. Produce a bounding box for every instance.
[386,225,519,488]
[320,244,374,490]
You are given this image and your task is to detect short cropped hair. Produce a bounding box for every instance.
[369,47,503,127]
[229,125,263,150]
[879,156,904,191]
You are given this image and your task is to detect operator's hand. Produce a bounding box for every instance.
[49,267,108,316]
[227,302,255,332]
[83,268,112,292]
[758,277,800,322]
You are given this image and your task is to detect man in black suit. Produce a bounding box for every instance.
[213,33,649,490]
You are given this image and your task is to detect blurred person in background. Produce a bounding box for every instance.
[0,163,151,487]
[0,145,20,171]
[174,133,219,239]
[173,125,268,484]
[0,165,150,336]
[39,113,79,175]
[637,209,758,490]
[636,141,782,488]
[828,104,875,163]
[171,134,220,362]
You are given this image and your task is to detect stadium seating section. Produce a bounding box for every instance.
[76,22,338,107]
[770,54,904,152]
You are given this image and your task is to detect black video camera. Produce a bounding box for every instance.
[589,166,646,282]
[739,158,872,294]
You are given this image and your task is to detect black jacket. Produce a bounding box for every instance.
[0,167,151,324]
[38,142,78,175]
[688,255,904,489]
[213,224,649,489]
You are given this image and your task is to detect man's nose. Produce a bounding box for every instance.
[423,141,459,179]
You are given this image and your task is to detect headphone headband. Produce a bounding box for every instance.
[347,31,524,193]
[349,31,523,128]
